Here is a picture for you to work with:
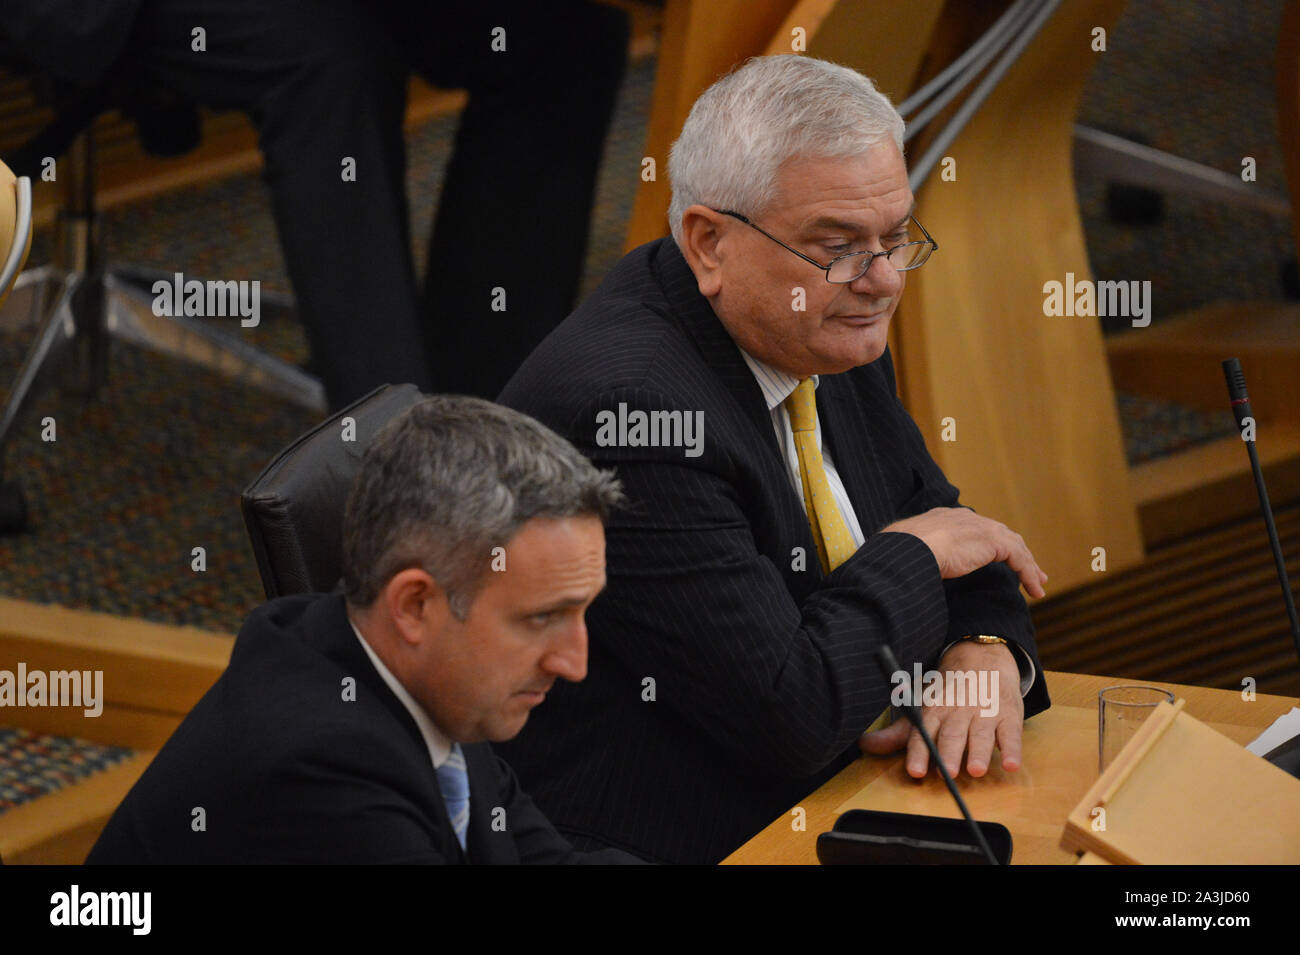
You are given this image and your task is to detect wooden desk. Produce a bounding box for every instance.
[722,671,1298,864]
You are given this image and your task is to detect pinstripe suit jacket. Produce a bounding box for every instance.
[497,237,1050,864]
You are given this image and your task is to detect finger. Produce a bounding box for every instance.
[994,528,1041,582]
[964,714,998,777]
[995,713,1024,771]
[1005,546,1046,599]
[858,715,910,755]
[904,707,943,777]
[934,710,972,778]
[905,723,930,778]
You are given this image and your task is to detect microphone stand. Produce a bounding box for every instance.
[873,643,1000,865]
[1222,358,1300,662]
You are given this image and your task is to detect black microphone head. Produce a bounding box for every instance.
[1222,357,1248,400]
[1222,357,1252,425]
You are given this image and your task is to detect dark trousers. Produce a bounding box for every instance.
[130,0,627,408]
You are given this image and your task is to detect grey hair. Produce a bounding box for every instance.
[667,55,905,245]
[342,395,623,617]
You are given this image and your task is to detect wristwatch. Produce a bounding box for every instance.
[961,634,1008,646]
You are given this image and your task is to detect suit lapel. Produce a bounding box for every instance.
[462,743,516,864]
[309,593,468,863]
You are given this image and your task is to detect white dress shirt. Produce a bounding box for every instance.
[738,349,1034,695]
[349,616,453,770]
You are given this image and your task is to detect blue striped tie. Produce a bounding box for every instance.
[436,743,471,853]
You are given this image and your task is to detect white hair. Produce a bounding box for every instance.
[667,55,905,245]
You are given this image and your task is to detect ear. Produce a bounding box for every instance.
[677,205,729,298]
[380,568,451,647]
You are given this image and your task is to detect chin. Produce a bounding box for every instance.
[817,324,889,372]
[485,715,530,742]
[818,344,886,374]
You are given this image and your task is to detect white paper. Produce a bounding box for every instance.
[1247,707,1300,756]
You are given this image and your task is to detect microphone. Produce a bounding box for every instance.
[873,642,1000,865]
[1222,356,1253,428]
[1221,358,1300,663]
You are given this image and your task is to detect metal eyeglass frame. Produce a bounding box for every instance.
[714,209,939,283]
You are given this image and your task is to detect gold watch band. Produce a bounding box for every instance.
[962,634,1008,646]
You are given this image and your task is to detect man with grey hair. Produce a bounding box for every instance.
[89,396,639,864]
[499,55,1050,864]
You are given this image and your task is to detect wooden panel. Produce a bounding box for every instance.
[624,0,798,249]
[0,600,229,863]
[1130,426,1300,546]
[897,0,1143,596]
[6,704,182,753]
[1031,503,1300,697]
[1108,302,1300,417]
[0,597,231,747]
[1062,703,1300,864]
[802,0,947,103]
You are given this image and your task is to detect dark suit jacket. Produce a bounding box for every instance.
[497,237,1051,864]
[87,592,637,864]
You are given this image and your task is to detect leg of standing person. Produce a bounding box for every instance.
[395,1,629,398]
[129,0,434,410]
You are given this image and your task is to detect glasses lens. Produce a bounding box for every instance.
[827,253,871,283]
[887,241,932,271]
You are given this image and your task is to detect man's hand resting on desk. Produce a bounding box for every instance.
[882,506,1048,599]
[858,640,1025,778]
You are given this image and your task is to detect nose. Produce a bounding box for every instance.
[848,251,904,298]
[542,617,588,683]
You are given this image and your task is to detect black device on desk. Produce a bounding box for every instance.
[817,810,1013,865]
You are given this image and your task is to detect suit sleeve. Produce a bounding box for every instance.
[569,389,953,780]
[879,354,1051,717]
[488,752,646,864]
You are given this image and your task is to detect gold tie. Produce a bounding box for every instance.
[783,378,857,574]
[784,378,891,734]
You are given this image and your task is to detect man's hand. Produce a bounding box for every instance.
[858,640,1024,778]
[882,507,1048,599]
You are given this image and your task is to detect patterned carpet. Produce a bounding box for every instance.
[0,727,134,812]
[0,1,1293,636]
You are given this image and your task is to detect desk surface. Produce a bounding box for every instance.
[722,671,1298,865]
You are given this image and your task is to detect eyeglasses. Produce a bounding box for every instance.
[714,210,938,283]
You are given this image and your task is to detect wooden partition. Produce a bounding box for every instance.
[896,0,1143,592]
[0,598,231,862]
[623,0,799,249]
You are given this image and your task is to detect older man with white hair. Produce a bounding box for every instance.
[498,54,1051,864]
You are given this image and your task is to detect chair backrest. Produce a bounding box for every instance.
[241,383,426,599]
[0,158,32,308]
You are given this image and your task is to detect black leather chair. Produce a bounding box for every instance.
[240,382,425,599]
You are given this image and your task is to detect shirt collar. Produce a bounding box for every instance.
[348,615,452,769]
[738,349,820,412]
